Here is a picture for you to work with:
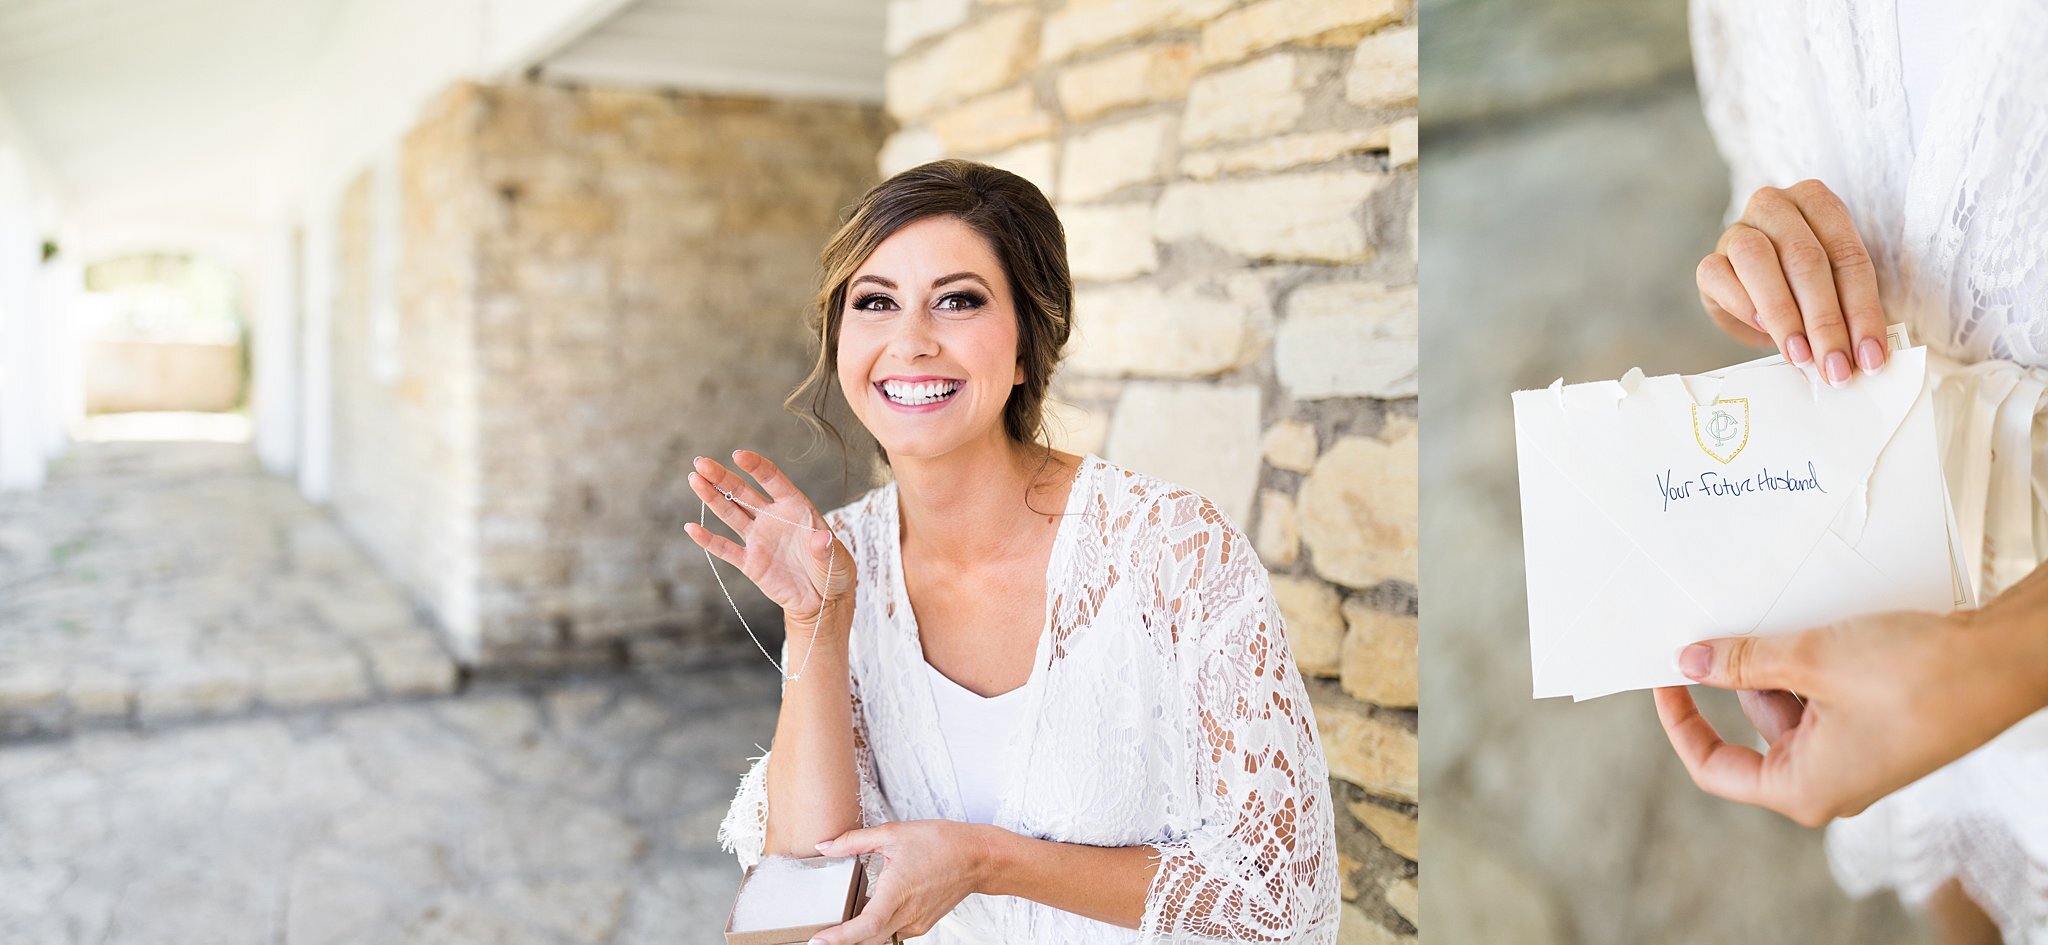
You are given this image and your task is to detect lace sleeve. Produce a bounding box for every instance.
[716,511,893,870]
[1136,493,1341,943]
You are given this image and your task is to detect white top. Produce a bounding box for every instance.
[923,659,1034,826]
[718,453,1341,944]
[1893,0,1964,152]
[1692,2,2048,940]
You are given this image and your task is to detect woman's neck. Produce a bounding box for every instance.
[892,433,1076,568]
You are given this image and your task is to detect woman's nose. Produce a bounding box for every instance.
[885,306,939,360]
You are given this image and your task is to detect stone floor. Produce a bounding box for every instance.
[1419,84,1923,943]
[0,441,458,739]
[0,436,785,943]
[0,668,780,945]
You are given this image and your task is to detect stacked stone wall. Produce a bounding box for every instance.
[329,83,889,667]
[879,0,1419,939]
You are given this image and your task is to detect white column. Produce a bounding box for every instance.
[0,188,45,491]
[297,201,335,502]
[37,253,81,459]
[253,223,300,476]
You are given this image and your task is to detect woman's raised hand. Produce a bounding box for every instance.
[1696,178,1889,385]
[683,450,856,641]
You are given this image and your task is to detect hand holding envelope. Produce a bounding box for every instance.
[1512,331,1961,701]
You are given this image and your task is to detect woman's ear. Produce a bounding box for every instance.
[1014,359,1025,386]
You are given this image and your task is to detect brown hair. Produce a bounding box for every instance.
[785,159,1074,473]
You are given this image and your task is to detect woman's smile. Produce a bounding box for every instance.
[875,375,966,411]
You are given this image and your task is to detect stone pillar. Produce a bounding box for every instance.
[253,223,301,476]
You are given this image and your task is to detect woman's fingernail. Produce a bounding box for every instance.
[815,841,830,851]
[1858,337,1885,374]
[1680,643,1712,680]
[1825,351,1850,386]
[1785,333,1813,365]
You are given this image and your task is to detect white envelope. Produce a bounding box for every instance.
[1512,345,1958,700]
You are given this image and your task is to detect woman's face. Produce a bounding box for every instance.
[836,214,1024,462]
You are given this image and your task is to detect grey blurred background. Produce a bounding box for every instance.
[1418,0,1921,942]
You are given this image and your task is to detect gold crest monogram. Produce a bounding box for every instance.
[1692,398,1749,464]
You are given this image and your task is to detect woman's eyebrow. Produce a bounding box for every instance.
[931,271,991,291]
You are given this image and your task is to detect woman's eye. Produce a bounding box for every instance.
[937,292,986,312]
[852,293,895,312]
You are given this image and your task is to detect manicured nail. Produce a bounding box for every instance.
[1680,643,1712,680]
[1825,351,1850,386]
[1858,337,1885,374]
[1785,333,1813,365]
[815,841,830,851]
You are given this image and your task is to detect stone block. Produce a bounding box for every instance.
[1388,116,1418,168]
[1385,877,1418,927]
[1273,574,1341,677]
[1059,113,1177,202]
[1340,902,1410,944]
[261,654,373,708]
[886,8,1040,123]
[1104,382,1262,529]
[1277,282,1417,399]
[135,664,257,722]
[66,666,133,718]
[1044,398,1111,455]
[1300,419,1418,588]
[1067,279,1264,378]
[1341,598,1416,708]
[1181,53,1309,147]
[369,643,459,697]
[978,139,1058,202]
[1201,0,1404,66]
[1346,26,1418,107]
[1041,0,1234,64]
[1055,42,1198,122]
[0,664,64,710]
[1180,128,1390,179]
[1262,420,1319,473]
[1156,171,1382,262]
[1063,202,1160,281]
[885,0,972,54]
[878,127,945,177]
[1316,699,1416,802]
[929,86,1056,155]
[1254,489,1300,567]
[1348,799,1418,860]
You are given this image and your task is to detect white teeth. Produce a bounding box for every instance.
[882,379,961,405]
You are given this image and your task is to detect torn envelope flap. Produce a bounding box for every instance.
[1513,345,1955,699]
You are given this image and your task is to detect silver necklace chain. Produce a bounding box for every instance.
[700,485,832,681]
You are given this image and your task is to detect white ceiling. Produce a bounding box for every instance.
[539,0,886,103]
[0,0,884,257]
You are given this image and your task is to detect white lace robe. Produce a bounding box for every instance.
[716,454,1342,943]
[1692,1,2048,939]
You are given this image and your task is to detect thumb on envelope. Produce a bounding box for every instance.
[1678,634,1812,691]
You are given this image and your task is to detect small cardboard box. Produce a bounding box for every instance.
[724,854,871,945]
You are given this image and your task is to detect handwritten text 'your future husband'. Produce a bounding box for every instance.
[1656,462,1826,512]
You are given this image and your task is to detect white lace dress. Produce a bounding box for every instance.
[1692,1,2048,939]
[715,454,1341,943]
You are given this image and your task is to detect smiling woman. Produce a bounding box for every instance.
[687,159,1341,944]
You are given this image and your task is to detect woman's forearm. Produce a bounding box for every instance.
[977,828,1159,929]
[761,612,861,857]
[1979,562,2048,717]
